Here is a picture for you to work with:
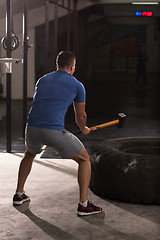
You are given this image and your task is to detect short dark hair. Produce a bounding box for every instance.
[56,51,76,69]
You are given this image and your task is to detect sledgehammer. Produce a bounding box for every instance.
[89,113,126,131]
[75,113,126,135]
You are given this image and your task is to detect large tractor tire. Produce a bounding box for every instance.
[89,137,160,204]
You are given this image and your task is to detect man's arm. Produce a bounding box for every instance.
[73,102,90,135]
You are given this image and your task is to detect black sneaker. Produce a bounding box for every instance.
[13,193,30,206]
[77,201,103,216]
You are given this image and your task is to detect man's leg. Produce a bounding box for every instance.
[72,146,102,216]
[72,147,91,203]
[16,151,36,193]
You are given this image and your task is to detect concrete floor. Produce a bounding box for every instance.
[0,73,160,239]
[0,152,160,240]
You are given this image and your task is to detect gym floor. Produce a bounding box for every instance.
[0,73,160,240]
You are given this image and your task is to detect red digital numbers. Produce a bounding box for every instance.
[142,11,153,16]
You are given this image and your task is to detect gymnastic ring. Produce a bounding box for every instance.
[89,137,160,204]
[1,35,20,51]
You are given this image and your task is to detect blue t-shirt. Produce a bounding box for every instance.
[27,70,86,129]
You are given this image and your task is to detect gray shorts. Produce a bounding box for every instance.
[25,126,84,159]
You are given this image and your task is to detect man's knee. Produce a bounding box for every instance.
[80,153,90,163]
[76,156,90,166]
[72,147,90,164]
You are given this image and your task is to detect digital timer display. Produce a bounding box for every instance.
[135,11,153,16]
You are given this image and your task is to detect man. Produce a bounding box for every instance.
[135,43,148,87]
[13,51,102,216]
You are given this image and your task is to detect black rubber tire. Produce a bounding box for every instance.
[89,137,160,204]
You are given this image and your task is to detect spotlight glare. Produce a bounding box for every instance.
[132,1,159,4]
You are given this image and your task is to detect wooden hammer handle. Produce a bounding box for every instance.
[89,119,119,131]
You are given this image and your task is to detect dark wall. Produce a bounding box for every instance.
[35,4,160,121]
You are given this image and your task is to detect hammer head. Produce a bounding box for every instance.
[118,113,126,128]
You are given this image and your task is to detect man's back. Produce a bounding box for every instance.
[27,70,85,129]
